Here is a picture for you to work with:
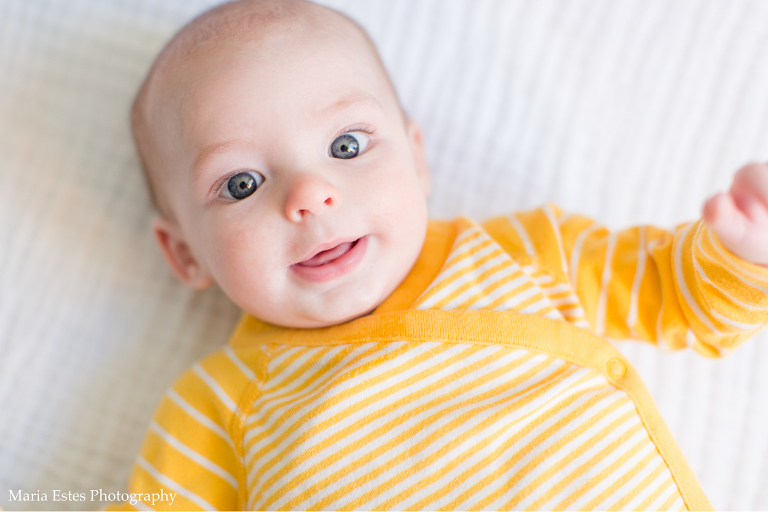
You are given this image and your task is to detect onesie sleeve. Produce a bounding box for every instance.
[110,346,264,510]
[484,204,768,356]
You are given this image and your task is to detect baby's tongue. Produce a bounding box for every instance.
[299,241,354,267]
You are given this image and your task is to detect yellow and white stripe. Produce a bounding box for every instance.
[241,343,679,511]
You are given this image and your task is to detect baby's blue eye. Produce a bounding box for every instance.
[223,171,264,200]
[330,132,370,159]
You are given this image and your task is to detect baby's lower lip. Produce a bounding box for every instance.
[290,236,368,283]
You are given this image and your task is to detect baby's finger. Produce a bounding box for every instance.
[703,192,749,251]
[732,163,768,207]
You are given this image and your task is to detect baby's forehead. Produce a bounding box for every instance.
[147,2,385,126]
[164,24,388,142]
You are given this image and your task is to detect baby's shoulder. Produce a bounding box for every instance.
[164,345,269,423]
[198,344,268,384]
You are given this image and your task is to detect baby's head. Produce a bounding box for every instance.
[133,0,430,328]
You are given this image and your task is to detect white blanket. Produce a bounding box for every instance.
[1,0,767,509]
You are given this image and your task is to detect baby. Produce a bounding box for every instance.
[118,0,768,510]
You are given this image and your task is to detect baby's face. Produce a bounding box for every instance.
[155,26,430,328]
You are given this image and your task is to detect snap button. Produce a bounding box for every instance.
[607,357,626,379]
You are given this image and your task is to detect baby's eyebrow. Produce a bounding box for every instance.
[190,140,241,182]
[316,91,382,118]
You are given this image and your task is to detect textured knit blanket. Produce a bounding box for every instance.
[1,1,767,510]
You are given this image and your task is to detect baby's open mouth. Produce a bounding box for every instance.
[296,239,360,267]
[291,236,368,283]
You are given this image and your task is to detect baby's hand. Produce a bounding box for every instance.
[703,163,768,266]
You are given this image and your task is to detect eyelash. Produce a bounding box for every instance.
[211,125,376,197]
[335,124,375,140]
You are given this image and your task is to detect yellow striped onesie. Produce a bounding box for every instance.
[118,205,768,511]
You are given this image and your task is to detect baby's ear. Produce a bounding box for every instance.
[152,216,214,290]
[406,119,431,197]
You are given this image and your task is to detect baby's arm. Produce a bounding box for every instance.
[483,164,768,356]
[556,163,768,355]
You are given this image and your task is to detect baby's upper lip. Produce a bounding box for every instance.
[293,237,361,266]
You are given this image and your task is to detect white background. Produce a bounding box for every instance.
[1,0,767,509]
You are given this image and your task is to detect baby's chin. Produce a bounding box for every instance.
[265,300,380,329]
[301,305,377,329]
[242,280,385,329]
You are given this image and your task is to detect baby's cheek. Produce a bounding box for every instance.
[365,157,417,202]
[380,166,427,223]
[207,222,276,295]
[364,161,429,277]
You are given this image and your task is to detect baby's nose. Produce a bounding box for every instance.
[284,174,338,221]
